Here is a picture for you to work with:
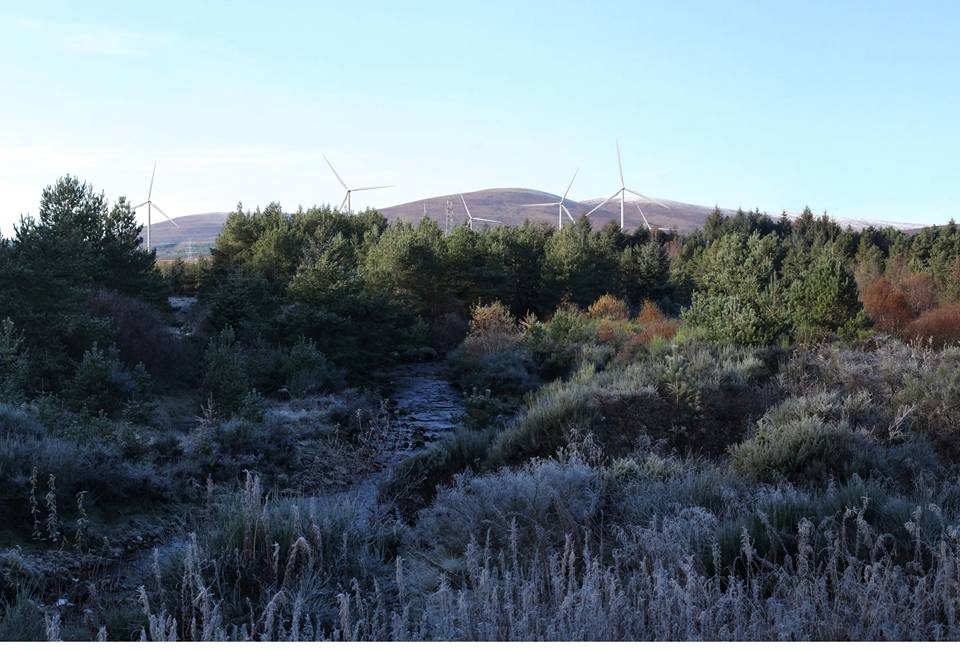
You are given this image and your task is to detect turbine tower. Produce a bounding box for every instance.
[323,154,392,213]
[459,194,503,231]
[586,140,668,230]
[521,169,579,230]
[133,161,180,250]
[445,199,454,235]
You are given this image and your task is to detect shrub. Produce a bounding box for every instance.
[682,292,784,346]
[895,352,960,457]
[637,319,679,345]
[904,304,960,348]
[380,428,493,516]
[200,327,256,418]
[449,346,539,399]
[428,311,469,351]
[861,277,915,334]
[67,343,150,415]
[636,299,666,324]
[0,404,167,531]
[489,382,601,467]
[86,289,196,385]
[181,416,300,482]
[462,301,519,358]
[730,415,860,483]
[283,337,345,397]
[586,294,629,321]
[415,458,603,557]
[900,272,937,314]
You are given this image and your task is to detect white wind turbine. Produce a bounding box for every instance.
[521,169,579,230]
[460,194,503,231]
[323,154,393,213]
[133,161,179,250]
[586,141,669,230]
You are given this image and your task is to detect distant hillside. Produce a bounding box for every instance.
[378,188,719,232]
[148,190,938,259]
[149,212,229,259]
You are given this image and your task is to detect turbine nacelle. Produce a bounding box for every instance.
[521,168,579,230]
[323,154,393,213]
[585,140,669,231]
[133,161,180,251]
[459,194,503,231]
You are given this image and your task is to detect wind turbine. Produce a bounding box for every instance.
[586,141,669,230]
[459,194,503,231]
[323,154,393,213]
[521,169,579,230]
[133,161,179,250]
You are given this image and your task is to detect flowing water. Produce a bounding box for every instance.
[381,361,464,449]
[343,361,464,506]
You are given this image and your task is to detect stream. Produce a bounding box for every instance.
[346,361,464,506]
[381,361,464,448]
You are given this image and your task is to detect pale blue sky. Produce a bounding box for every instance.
[1,0,958,232]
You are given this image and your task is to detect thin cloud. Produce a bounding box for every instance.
[15,17,167,56]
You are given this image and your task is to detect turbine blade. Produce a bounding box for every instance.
[351,185,394,192]
[585,189,622,216]
[561,168,579,202]
[521,202,560,207]
[152,204,180,228]
[323,154,349,190]
[616,140,624,188]
[148,161,157,200]
[636,204,651,230]
[472,217,502,223]
[459,194,473,221]
[561,204,575,223]
[625,189,671,209]
[133,201,148,210]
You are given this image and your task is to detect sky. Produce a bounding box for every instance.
[1,0,958,233]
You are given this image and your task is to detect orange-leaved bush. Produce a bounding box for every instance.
[900,272,937,315]
[587,294,630,321]
[861,277,915,334]
[904,304,960,348]
[637,319,680,344]
[637,299,666,325]
[463,300,519,357]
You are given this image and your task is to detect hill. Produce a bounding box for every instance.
[147,190,937,259]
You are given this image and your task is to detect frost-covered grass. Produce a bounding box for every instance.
[117,455,960,641]
[11,338,960,640]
